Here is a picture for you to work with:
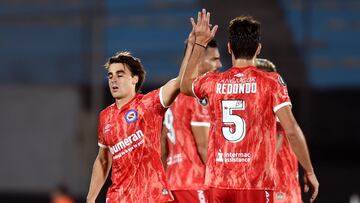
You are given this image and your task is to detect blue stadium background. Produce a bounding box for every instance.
[0,0,359,202]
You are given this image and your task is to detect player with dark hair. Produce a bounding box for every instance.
[180,9,319,203]
[162,39,222,203]
[86,29,194,202]
[256,59,302,203]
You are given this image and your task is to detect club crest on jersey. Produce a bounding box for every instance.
[198,98,208,107]
[125,109,138,123]
[278,75,287,86]
[162,188,169,196]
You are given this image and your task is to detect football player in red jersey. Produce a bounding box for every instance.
[86,30,195,202]
[180,9,319,203]
[161,39,222,203]
[256,58,302,203]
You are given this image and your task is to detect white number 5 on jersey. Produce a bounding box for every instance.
[221,100,246,143]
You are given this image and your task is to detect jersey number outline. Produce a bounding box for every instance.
[221,100,246,143]
[164,109,176,144]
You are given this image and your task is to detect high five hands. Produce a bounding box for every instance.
[190,9,218,48]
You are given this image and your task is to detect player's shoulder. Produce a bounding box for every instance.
[175,93,198,107]
[199,70,220,81]
[256,70,285,85]
[99,103,116,117]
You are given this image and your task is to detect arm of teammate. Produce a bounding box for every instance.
[161,123,169,170]
[86,147,112,203]
[276,106,319,203]
[180,9,218,96]
[160,25,196,107]
[191,125,209,164]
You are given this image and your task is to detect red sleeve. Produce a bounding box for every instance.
[97,112,107,148]
[190,98,210,127]
[142,88,167,115]
[192,72,214,100]
[272,74,292,112]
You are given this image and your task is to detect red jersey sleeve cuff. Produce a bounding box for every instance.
[192,81,202,100]
[273,101,292,113]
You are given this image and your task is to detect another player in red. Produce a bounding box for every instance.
[256,58,302,203]
[274,123,302,203]
[162,39,222,203]
[180,9,319,203]
[86,40,193,202]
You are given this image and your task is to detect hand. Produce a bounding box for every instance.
[303,172,319,203]
[190,8,218,47]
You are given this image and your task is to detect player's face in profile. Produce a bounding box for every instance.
[107,63,137,99]
[202,47,222,73]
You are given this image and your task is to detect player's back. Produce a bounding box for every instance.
[164,93,208,190]
[192,66,291,190]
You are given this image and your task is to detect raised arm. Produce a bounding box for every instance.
[86,147,112,203]
[180,9,218,96]
[160,27,196,107]
[276,106,319,203]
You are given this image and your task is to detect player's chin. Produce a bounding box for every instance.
[111,92,122,99]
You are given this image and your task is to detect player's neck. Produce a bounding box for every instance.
[115,91,136,109]
[232,57,256,68]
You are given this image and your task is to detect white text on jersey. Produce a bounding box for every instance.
[110,130,144,155]
[216,82,256,94]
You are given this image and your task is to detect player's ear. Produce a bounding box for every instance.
[256,43,262,56]
[132,75,139,85]
[227,42,232,55]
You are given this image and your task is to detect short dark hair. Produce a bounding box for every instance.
[228,16,260,59]
[105,51,146,93]
[207,39,217,48]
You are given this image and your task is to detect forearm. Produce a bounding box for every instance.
[160,126,169,170]
[177,42,194,85]
[87,157,111,202]
[161,43,195,107]
[180,44,205,96]
[286,126,314,174]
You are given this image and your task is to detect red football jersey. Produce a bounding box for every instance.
[97,88,173,203]
[192,66,291,190]
[164,93,210,191]
[274,123,302,203]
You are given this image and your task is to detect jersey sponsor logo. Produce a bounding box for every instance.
[234,73,244,77]
[125,109,138,123]
[278,75,287,86]
[198,98,209,107]
[216,82,256,94]
[215,150,251,163]
[167,153,183,165]
[104,124,112,133]
[216,150,224,162]
[110,130,144,159]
